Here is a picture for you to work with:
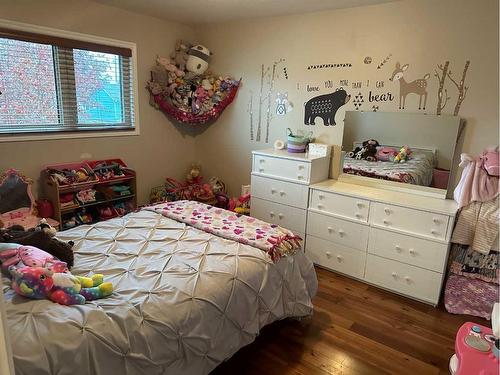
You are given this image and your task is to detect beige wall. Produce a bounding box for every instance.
[0,0,197,204]
[195,0,499,195]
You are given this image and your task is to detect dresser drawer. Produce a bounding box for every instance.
[251,175,309,209]
[370,203,449,241]
[305,236,366,279]
[365,254,443,304]
[251,197,306,234]
[307,211,369,251]
[368,228,448,272]
[310,190,369,222]
[253,155,310,183]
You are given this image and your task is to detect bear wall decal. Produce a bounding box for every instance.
[304,88,351,126]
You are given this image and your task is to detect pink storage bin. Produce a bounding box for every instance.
[431,168,450,189]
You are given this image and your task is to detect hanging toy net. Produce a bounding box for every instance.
[147,40,241,125]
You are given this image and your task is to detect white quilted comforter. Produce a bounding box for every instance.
[4,209,317,375]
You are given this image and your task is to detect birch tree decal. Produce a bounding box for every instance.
[447,60,470,116]
[434,61,450,115]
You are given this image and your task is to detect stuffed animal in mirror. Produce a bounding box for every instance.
[186,45,211,75]
[392,145,412,163]
[347,139,380,162]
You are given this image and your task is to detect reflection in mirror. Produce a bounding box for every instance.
[0,169,33,215]
[341,111,464,196]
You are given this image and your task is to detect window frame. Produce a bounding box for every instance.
[0,19,140,142]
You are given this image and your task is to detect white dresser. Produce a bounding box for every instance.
[250,149,331,240]
[306,178,458,305]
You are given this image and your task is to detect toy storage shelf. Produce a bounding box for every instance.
[44,159,137,231]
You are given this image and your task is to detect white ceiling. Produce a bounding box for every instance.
[93,0,399,25]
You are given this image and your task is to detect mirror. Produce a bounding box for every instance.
[341,111,464,197]
[0,169,34,215]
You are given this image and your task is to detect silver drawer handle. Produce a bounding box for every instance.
[318,194,325,200]
[327,226,333,233]
[259,168,264,172]
[409,249,416,256]
[391,272,398,278]
[432,217,440,224]
[269,211,275,217]
[383,219,390,225]
[356,202,364,208]
[298,165,304,170]
[297,175,304,180]
[259,159,265,163]
[279,190,285,196]
[395,245,402,252]
[384,207,391,215]
[431,229,438,235]
[336,255,343,262]
[338,229,345,237]
[278,213,284,219]
[317,204,324,209]
[271,188,277,194]
[404,276,412,283]
[326,251,332,258]
[355,213,362,219]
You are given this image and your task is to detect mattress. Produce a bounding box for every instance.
[3,209,317,375]
[343,151,436,186]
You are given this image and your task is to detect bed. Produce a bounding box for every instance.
[343,149,436,186]
[3,207,317,375]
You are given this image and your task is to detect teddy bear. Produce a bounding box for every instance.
[8,265,113,305]
[347,139,380,162]
[186,45,211,75]
[170,40,192,71]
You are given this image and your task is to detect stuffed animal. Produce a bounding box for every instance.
[229,193,251,215]
[376,146,398,161]
[8,265,113,305]
[186,45,211,75]
[170,40,192,71]
[392,145,412,163]
[0,227,74,268]
[35,218,57,237]
[186,163,203,185]
[0,243,68,273]
[347,139,380,162]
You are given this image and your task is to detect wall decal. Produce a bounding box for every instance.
[283,67,288,79]
[372,105,379,112]
[353,92,364,110]
[255,64,270,141]
[276,92,293,116]
[325,80,334,89]
[340,79,349,87]
[389,62,430,110]
[364,56,372,64]
[247,92,254,140]
[265,58,284,143]
[307,63,352,70]
[307,84,320,92]
[304,88,351,126]
[376,81,385,88]
[352,81,362,89]
[377,54,392,69]
[368,91,394,103]
[447,60,470,115]
[435,61,451,115]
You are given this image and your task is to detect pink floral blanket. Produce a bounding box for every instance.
[146,201,302,262]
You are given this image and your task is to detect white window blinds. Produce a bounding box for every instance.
[0,27,135,135]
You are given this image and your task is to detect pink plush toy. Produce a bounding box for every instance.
[376,146,398,161]
[0,243,67,273]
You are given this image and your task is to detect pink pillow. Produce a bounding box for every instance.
[376,146,397,161]
[480,149,499,177]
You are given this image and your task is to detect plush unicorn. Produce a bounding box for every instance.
[8,265,113,305]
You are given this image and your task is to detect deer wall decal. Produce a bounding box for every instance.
[389,62,430,110]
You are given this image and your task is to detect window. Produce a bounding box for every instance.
[0,25,136,136]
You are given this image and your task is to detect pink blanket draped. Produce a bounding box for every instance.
[146,201,302,262]
[454,152,499,209]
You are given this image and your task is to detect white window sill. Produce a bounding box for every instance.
[0,127,140,142]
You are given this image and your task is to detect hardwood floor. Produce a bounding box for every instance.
[213,267,487,375]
